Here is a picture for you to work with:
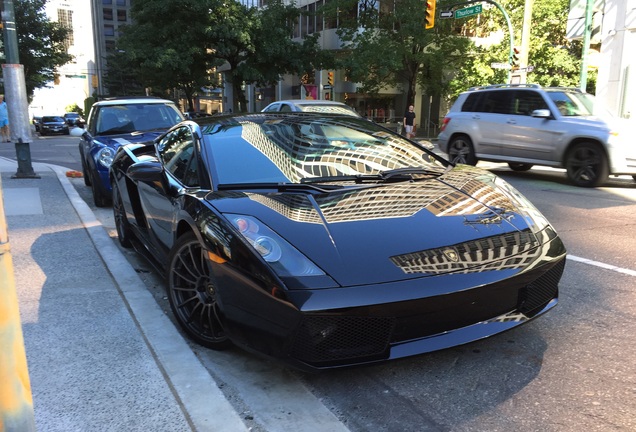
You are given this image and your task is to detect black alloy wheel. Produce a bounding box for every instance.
[167,232,231,350]
[565,142,609,187]
[447,135,477,165]
[112,182,133,248]
[508,163,534,172]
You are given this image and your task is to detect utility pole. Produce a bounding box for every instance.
[2,0,38,179]
[579,0,594,91]
[1,1,37,429]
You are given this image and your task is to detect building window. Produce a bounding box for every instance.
[324,0,336,29]
[57,9,74,49]
[104,24,115,37]
[103,8,113,20]
[315,0,323,32]
[116,0,126,5]
[117,9,127,21]
[103,0,113,4]
[301,5,309,37]
[308,3,316,34]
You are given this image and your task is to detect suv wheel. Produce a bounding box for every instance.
[508,163,533,172]
[565,142,608,187]
[448,135,477,165]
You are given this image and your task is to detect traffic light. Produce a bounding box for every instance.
[425,0,436,29]
[327,71,334,86]
[512,46,521,68]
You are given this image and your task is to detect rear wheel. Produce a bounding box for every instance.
[565,142,608,187]
[112,182,133,248]
[447,135,477,165]
[167,232,231,350]
[508,163,533,172]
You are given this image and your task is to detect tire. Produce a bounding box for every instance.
[508,163,533,172]
[91,171,111,207]
[447,135,477,165]
[167,232,232,350]
[112,182,133,248]
[565,142,608,187]
[80,148,91,186]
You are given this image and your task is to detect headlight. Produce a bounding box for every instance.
[228,214,325,277]
[97,147,115,168]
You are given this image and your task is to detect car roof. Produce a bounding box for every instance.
[275,99,350,106]
[93,96,175,106]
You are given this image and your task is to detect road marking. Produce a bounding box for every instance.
[568,254,636,276]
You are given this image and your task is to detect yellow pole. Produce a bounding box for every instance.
[0,176,36,432]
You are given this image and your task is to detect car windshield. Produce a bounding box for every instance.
[296,104,360,116]
[42,116,64,122]
[546,91,595,116]
[203,115,444,186]
[96,103,183,135]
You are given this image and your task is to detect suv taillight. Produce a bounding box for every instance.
[440,117,450,132]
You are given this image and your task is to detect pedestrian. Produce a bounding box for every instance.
[403,104,416,139]
[0,95,10,143]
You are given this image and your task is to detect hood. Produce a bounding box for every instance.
[96,131,164,149]
[209,166,549,287]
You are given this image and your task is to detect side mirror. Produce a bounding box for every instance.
[531,109,552,118]
[70,127,88,138]
[127,160,164,182]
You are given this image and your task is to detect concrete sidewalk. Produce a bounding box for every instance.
[0,158,248,432]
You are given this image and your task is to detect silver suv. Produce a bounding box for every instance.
[438,84,636,187]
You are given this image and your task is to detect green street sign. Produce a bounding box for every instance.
[455,4,482,19]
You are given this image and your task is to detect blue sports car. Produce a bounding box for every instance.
[110,112,566,371]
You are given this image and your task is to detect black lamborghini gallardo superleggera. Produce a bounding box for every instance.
[110,112,566,371]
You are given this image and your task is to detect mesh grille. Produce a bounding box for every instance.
[518,259,565,316]
[290,315,395,365]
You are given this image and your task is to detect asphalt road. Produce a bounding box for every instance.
[12,133,636,431]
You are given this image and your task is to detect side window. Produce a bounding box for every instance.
[158,126,200,187]
[264,103,280,112]
[512,90,549,115]
[461,93,482,112]
[478,91,512,114]
[279,104,293,112]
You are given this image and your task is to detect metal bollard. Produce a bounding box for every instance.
[0,176,36,432]
[12,139,38,179]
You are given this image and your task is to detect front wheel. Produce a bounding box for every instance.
[90,170,111,207]
[112,182,133,248]
[447,135,477,165]
[565,142,608,187]
[167,232,232,350]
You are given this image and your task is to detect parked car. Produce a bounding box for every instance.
[32,116,42,132]
[110,112,566,372]
[72,96,184,207]
[262,99,360,117]
[438,84,636,187]
[39,116,70,135]
[64,112,85,128]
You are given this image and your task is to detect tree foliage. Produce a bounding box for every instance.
[112,0,324,112]
[321,0,589,110]
[115,0,216,109]
[1,0,73,100]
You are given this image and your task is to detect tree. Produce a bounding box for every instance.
[116,0,218,110]
[1,0,73,101]
[321,0,472,114]
[207,0,325,112]
[446,0,589,99]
